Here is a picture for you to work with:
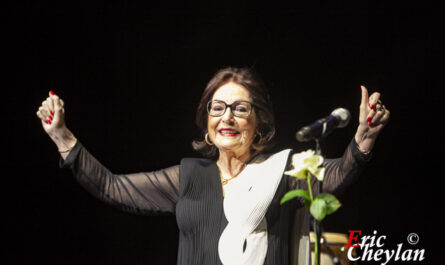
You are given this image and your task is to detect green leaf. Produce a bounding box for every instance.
[317,193,341,214]
[280,189,310,205]
[310,198,327,221]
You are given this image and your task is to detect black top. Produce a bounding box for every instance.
[60,139,370,265]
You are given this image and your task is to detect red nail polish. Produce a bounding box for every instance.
[50,110,54,115]
[50,91,54,95]
[367,117,372,122]
[46,120,50,124]
[368,121,373,126]
[49,115,53,121]
[370,104,375,110]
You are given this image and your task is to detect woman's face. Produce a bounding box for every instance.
[207,82,257,157]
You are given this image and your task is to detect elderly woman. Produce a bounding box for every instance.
[36,67,389,265]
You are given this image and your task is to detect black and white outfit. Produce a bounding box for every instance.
[60,139,370,265]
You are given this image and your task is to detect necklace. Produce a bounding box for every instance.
[216,161,246,185]
[221,177,233,185]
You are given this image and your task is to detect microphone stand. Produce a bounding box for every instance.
[296,108,351,265]
[313,138,323,265]
[313,138,340,265]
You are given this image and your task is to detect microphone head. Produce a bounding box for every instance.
[296,127,311,142]
[331,108,351,128]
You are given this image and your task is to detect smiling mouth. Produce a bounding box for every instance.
[218,129,240,137]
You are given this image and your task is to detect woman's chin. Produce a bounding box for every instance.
[215,140,242,152]
[217,143,240,151]
[215,139,251,154]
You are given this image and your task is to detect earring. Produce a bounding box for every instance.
[256,130,264,144]
[205,133,214,146]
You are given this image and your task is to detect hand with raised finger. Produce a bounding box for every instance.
[354,86,390,153]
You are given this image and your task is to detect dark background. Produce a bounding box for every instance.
[5,1,443,264]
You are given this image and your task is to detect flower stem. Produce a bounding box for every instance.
[314,234,319,265]
[307,173,319,265]
[307,174,314,201]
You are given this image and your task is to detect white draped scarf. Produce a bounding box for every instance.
[218,149,291,265]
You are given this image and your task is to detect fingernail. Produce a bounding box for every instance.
[50,90,54,95]
[49,115,53,121]
[46,120,51,124]
[368,121,373,126]
[367,117,372,122]
[50,110,54,115]
[370,104,375,110]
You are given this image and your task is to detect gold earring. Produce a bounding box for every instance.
[256,130,263,144]
[205,133,214,146]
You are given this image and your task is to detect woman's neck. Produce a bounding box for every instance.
[217,150,251,178]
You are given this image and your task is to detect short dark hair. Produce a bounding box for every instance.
[192,67,276,158]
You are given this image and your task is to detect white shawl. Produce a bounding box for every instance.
[218,149,291,265]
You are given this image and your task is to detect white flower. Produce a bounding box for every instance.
[284,150,325,181]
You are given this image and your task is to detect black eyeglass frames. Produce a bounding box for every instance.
[207,100,254,118]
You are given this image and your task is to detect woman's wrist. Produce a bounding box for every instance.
[49,127,77,153]
[355,140,373,155]
[354,126,376,154]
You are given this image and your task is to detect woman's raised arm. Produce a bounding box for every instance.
[288,86,390,197]
[37,91,180,215]
[36,91,77,160]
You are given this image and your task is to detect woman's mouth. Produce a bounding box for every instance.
[218,128,240,137]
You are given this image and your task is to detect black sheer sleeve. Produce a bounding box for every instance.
[59,141,180,215]
[288,138,372,196]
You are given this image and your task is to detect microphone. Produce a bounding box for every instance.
[296,108,351,142]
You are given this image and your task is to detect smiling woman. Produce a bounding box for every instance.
[208,83,257,154]
[36,66,389,265]
[192,67,276,158]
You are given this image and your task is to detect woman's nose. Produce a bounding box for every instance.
[221,107,235,123]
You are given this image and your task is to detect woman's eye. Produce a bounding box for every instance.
[235,105,249,112]
[212,105,225,111]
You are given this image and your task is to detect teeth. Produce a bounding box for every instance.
[219,130,238,134]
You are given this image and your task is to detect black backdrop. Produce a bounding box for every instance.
[5,1,442,264]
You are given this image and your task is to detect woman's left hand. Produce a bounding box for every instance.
[354,85,390,153]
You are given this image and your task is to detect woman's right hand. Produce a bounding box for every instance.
[36,91,77,158]
[36,91,66,135]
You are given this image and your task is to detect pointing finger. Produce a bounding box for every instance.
[360,86,369,108]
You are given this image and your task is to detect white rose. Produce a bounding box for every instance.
[284,150,325,181]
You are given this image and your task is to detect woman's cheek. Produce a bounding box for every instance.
[240,130,255,146]
[240,131,247,145]
[208,119,218,141]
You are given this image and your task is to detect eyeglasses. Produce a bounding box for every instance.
[207,100,254,118]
